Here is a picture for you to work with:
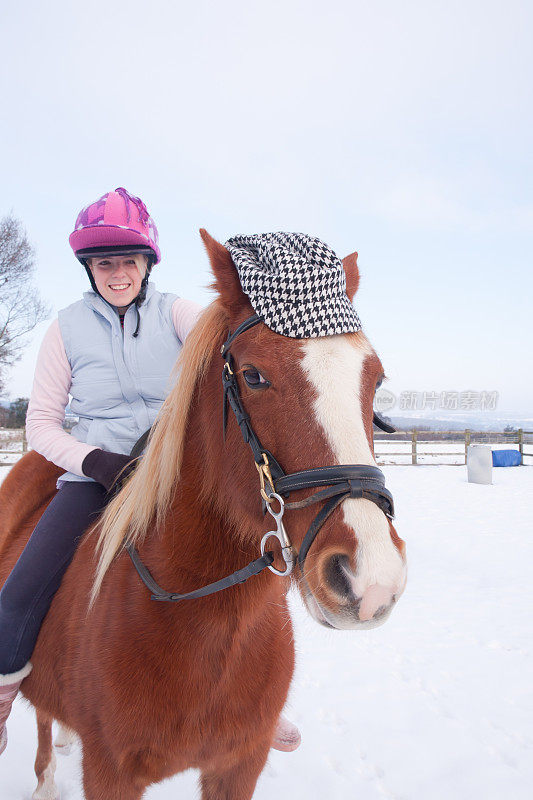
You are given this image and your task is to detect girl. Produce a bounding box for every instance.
[0,188,300,756]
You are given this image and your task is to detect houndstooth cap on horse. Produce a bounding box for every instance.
[224,232,362,338]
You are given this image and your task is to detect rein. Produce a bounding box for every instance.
[125,314,395,602]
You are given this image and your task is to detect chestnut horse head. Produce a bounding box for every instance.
[93,230,406,630]
[195,230,406,629]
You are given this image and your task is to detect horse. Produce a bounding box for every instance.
[0,230,407,800]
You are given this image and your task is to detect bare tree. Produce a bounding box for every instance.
[0,214,49,393]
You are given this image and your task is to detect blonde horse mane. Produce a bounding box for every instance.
[89,300,227,607]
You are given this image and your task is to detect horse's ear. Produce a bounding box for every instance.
[342,251,360,302]
[200,229,249,313]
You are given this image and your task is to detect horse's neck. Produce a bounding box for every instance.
[139,432,264,608]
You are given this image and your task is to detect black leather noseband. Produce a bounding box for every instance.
[126,313,394,602]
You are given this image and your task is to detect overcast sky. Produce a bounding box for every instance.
[1,0,531,415]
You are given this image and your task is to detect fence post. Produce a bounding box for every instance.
[518,428,523,465]
[411,429,417,465]
[22,428,27,453]
[465,429,470,464]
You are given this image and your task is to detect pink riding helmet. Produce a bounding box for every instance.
[69,187,161,264]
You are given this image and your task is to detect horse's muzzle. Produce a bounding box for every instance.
[302,552,407,631]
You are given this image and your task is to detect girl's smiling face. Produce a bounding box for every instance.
[89,254,147,310]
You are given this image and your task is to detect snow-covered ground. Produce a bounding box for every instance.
[1,464,532,799]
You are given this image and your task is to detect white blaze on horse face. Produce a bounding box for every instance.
[301,335,406,601]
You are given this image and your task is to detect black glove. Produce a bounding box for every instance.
[81,449,136,493]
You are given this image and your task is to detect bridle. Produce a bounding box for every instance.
[126,313,395,602]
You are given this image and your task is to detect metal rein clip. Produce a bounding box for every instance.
[260,493,295,576]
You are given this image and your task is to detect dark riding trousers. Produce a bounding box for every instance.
[0,482,106,675]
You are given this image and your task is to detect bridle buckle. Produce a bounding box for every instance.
[255,452,275,503]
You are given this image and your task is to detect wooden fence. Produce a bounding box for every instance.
[0,429,27,467]
[374,429,533,465]
[1,428,533,468]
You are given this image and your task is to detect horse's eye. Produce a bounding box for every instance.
[243,368,270,389]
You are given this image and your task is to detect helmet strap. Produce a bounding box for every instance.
[83,262,101,295]
[132,262,154,337]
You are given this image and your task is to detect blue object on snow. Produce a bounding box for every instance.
[492,449,521,467]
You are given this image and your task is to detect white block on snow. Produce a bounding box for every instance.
[467,445,493,485]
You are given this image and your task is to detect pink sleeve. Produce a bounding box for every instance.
[171,298,203,342]
[26,319,98,477]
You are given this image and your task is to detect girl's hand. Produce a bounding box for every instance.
[81,449,136,493]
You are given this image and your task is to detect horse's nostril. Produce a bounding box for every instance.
[373,605,389,620]
[324,553,355,600]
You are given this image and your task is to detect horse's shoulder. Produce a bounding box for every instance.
[0,452,62,558]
